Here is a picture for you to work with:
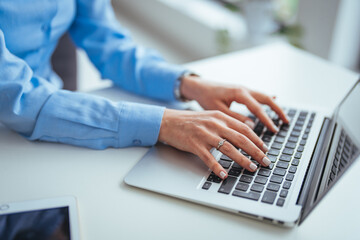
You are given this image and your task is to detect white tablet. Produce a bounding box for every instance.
[0,196,80,240]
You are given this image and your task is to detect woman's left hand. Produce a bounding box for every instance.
[179,75,289,132]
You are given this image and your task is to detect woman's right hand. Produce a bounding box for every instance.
[158,109,271,180]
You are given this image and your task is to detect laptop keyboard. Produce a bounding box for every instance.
[202,108,316,207]
[328,129,358,186]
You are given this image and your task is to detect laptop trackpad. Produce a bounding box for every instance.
[124,143,209,193]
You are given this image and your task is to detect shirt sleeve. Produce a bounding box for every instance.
[69,0,186,102]
[0,29,164,149]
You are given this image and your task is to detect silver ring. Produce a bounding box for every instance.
[216,138,227,150]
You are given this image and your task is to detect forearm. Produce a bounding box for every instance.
[70,0,186,102]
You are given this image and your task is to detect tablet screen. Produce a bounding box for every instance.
[0,207,71,240]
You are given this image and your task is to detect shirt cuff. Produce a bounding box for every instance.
[117,101,165,147]
[140,60,187,102]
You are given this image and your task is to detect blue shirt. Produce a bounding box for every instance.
[0,0,186,149]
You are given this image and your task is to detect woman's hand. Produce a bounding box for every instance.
[159,109,271,180]
[180,75,289,132]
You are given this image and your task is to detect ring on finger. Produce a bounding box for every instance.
[216,138,227,150]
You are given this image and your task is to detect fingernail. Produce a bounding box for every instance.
[250,162,257,171]
[220,171,227,179]
[262,144,269,152]
[245,120,255,129]
[262,157,271,166]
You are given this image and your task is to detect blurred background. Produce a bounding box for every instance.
[76,0,360,92]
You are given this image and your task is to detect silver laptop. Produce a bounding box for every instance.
[124,79,360,227]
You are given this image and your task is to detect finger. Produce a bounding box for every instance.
[220,114,269,152]
[222,128,271,167]
[216,102,255,129]
[197,147,228,180]
[212,138,258,172]
[240,92,279,133]
[250,91,289,123]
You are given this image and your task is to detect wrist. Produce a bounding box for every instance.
[180,74,206,101]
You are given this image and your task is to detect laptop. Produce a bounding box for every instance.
[124,79,360,227]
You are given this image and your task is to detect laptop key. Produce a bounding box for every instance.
[294,152,302,159]
[285,142,297,149]
[267,183,280,192]
[286,173,295,181]
[291,131,301,137]
[280,189,288,198]
[276,198,285,207]
[254,176,268,185]
[279,155,291,162]
[202,182,212,190]
[270,175,283,184]
[282,148,294,156]
[258,169,271,177]
[231,162,243,170]
[280,124,290,131]
[299,139,307,146]
[235,182,249,191]
[218,176,237,194]
[300,111,308,117]
[232,190,260,201]
[293,126,302,132]
[261,191,277,204]
[297,145,305,152]
[278,131,288,138]
[220,154,232,161]
[219,160,231,169]
[289,166,297,173]
[273,168,286,176]
[288,109,296,116]
[240,175,253,184]
[274,136,285,143]
[268,155,277,163]
[243,170,256,176]
[288,136,299,143]
[268,149,280,156]
[283,181,291,189]
[271,142,283,150]
[291,159,299,166]
[251,184,264,193]
[228,168,241,177]
[207,173,222,183]
[263,163,274,170]
[262,135,272,142]
[276,161,289,169]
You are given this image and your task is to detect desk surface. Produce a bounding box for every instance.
[1,43,359,240]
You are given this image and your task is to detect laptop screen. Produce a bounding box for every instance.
[335,79,360,150]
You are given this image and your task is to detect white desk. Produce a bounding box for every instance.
[1,43,359,240]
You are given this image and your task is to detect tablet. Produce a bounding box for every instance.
[0,196,80,240]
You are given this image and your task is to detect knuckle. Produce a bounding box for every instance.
[235,134,247,145]
[241,123,253,135]
[220,142,232,152]
[213,110,224,118]
[235,88,245,96]
[264,95,273,103]
[252,107,262,116]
